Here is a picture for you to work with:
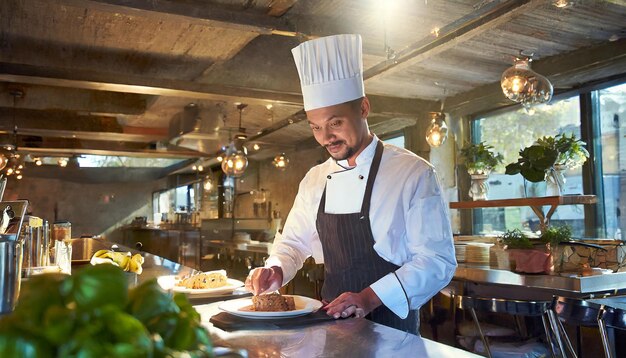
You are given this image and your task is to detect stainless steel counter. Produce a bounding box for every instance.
[455,263,626,294]
[194,302,480,358]
[73,238,479,356]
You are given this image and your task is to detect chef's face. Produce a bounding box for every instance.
[306,97,372,165]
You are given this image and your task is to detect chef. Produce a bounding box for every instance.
[246,34,456,334]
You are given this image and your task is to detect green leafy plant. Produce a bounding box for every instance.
[460,141,504,175]
[505,133,589,182]
[0,264,214,357]
[500,229,534,250]
[540,225,572,249]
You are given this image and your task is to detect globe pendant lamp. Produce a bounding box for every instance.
[272,153,289,170]
[501,56,553,108]
[425,112,448,148]
[221,142,248,177]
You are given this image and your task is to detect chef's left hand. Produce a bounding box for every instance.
[324,287,382,319]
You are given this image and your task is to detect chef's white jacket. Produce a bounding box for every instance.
[265,136,457,318]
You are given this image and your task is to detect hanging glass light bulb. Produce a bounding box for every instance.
[221,143,248,177]
[203,175,214,191]
[501,55,553,107]
[272,153,289,170]
[425,112,448,148]
[0,153,7,171]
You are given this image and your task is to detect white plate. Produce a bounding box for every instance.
[157,275,244,295]
[218,295,323,319]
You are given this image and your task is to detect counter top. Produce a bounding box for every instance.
[455,263,626,294]
[194,302,480,358]
[203,239,272,254]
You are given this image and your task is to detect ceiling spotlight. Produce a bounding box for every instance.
[192,165,197,171]
[35,158,42,166]
[217,155,223,162]
[17,164,23,170]
[253,143,260,151]
[16,174,22,180]
[197,165,204,172]
[58,158,68,167]
[6,167,13,175]
[265,104,273,110]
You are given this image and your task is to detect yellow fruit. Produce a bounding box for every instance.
[128,254,143,275]
[93,249,111,258]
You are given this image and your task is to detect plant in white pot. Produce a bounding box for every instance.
[505,133,589,196]
[459,142,503,200]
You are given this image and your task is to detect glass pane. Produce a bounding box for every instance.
[598,82,626,240]
[471,96,584,235]
[384,135,405,148]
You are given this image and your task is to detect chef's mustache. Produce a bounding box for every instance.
[325,141,345,148]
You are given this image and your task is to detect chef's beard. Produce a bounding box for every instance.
[325,141,355,161]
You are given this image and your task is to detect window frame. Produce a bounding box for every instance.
[465,77,626,238]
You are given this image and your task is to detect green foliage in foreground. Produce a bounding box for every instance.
[0,264,213,358]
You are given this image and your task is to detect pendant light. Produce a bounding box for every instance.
[221,104,249,177]
[425,111,448,148]
[501,54,553,109]
[272,153,289,170]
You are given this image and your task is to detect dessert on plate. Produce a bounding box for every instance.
[177,269,228,289]
[251,292,296,312]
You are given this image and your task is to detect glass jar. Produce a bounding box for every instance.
[52,221,72,274]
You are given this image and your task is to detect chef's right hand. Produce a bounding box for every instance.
[245,266,283,295]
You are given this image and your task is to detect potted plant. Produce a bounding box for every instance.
[540,225,573,274]
[504,133,589,196]
[459,142,504,200]
[500,229,550,274]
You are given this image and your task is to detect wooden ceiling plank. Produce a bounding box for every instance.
[363,0,543,81]
[58,0,304,37]
[267,0,298,17]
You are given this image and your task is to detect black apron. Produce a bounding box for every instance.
[316,141,418,334]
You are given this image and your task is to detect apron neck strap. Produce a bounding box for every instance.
[360,140,384,215]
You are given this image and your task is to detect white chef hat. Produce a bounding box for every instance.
[291,34,365,111]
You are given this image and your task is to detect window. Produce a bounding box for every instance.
[471,96,585,236]
[383,133,405,148]
[597,83,626,240]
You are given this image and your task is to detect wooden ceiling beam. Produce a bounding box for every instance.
[363,0,543,81]
[18,139,200,158]
[0,83,147,115]
[0,62,303,107]
[0,109,168,143]
[58,0,306,38]
[0,62,439,117]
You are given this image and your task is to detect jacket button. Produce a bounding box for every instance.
[327,175,332,179]
[359,175,364,180]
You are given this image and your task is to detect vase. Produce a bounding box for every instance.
[507,248,551,274]
[469,174,489,201]
[545,164,566,196]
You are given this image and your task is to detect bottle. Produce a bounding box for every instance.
[52,221,72,274]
